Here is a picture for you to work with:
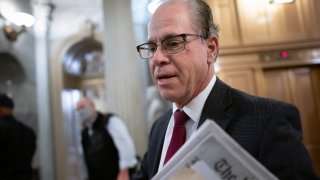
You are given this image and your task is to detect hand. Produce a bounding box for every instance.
[117,169,129,180]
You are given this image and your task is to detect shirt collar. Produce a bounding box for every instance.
[173,75,217,123]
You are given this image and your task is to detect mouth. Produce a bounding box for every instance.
[156,74,176,85]
[158,74,175,80]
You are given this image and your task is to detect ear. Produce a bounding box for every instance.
[207,35,219,64]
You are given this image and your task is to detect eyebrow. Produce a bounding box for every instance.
[147,33,181,43]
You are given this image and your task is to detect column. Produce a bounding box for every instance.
[33,2,56,180]
[103,0,148,155]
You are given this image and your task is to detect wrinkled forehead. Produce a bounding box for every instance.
[148,19,178,40]
[148,1,192,41]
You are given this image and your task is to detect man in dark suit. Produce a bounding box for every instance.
[134,0,317,179]
[0,93,36,180]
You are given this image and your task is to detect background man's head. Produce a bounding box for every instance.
[0,93,14,116]
[76,97,97,124]
[76,97,95,111]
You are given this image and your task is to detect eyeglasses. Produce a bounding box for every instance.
[136,33,204,59]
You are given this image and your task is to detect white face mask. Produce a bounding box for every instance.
[78,107,93,126]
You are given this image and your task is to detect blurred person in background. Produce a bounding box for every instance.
[76,97,137,180]
[0,93,36,180]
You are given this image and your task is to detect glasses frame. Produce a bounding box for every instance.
[136,33,204,59]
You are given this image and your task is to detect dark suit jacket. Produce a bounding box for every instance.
[133,78,317,180]
[0,115,36,180]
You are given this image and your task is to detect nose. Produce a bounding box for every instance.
[151,45,170,65]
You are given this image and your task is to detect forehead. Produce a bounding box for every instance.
[76,99,92,109]
[148,2,194,41]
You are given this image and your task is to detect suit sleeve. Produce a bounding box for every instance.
[132,152,149,180]
[132,121,157,180]
[259,103,317,179]
[132,117,161,180]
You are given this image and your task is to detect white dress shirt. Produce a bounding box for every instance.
[106,115,138,169]
[158,75,217,170]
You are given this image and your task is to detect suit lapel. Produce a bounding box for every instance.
[198,78,234,130]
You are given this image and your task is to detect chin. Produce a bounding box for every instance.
[159,91,179,103]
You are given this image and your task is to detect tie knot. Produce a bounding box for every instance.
[174,110,189,125]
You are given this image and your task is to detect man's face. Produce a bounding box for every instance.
[76,98,96,123]
[147,2,218,107]
[76,99,92,112]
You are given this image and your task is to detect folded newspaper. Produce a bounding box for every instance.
[152,120,278,180]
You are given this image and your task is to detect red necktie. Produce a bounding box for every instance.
[164,110,189,164]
